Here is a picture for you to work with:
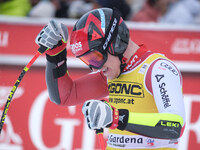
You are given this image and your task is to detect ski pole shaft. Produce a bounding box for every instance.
[0,46,46,134]
[96,129,105,150]
[98,133,105,150]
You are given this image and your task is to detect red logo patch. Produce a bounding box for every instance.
[91,30,101,41]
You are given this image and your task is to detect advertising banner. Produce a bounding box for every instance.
[1,18,200,61]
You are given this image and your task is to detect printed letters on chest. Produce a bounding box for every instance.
[108,81,144,105]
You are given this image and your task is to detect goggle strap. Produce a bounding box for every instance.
[101,8,121,53]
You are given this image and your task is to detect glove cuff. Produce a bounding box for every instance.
[46,40,67,56]
[46,49,67,78]
[110,108,119,129]
[117,109,129,130]
[46,48,66,64]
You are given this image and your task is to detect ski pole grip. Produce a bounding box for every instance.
[96,128,104,135]
[38,45,47,54]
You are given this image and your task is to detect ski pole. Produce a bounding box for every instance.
[96,129,105,150]
[0,46,46,134]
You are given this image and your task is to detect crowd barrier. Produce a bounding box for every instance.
[0,16,200,150]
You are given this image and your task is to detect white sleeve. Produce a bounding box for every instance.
[147,58,185,123]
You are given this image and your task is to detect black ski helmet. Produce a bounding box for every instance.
[70,8,129,68]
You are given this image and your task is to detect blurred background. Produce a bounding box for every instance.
[0,0,200,149]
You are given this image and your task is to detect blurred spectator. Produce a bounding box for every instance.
[28,0,133,20]
[68,0,99,18]
[130,0,177,22]
[28,0,99,18]
[131,0,200,24]
[30,0,41,7]
[159,0,200,24]
[127,0,146,18]
[0,0,31,16]
[54,0,70,18]
[29,0,59,18]
[95,0,131,20]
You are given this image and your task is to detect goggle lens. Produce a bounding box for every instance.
[79,50,107,69]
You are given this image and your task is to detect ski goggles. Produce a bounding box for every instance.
[78,48,107,69]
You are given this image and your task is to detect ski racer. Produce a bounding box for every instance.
[35,8,186,150]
